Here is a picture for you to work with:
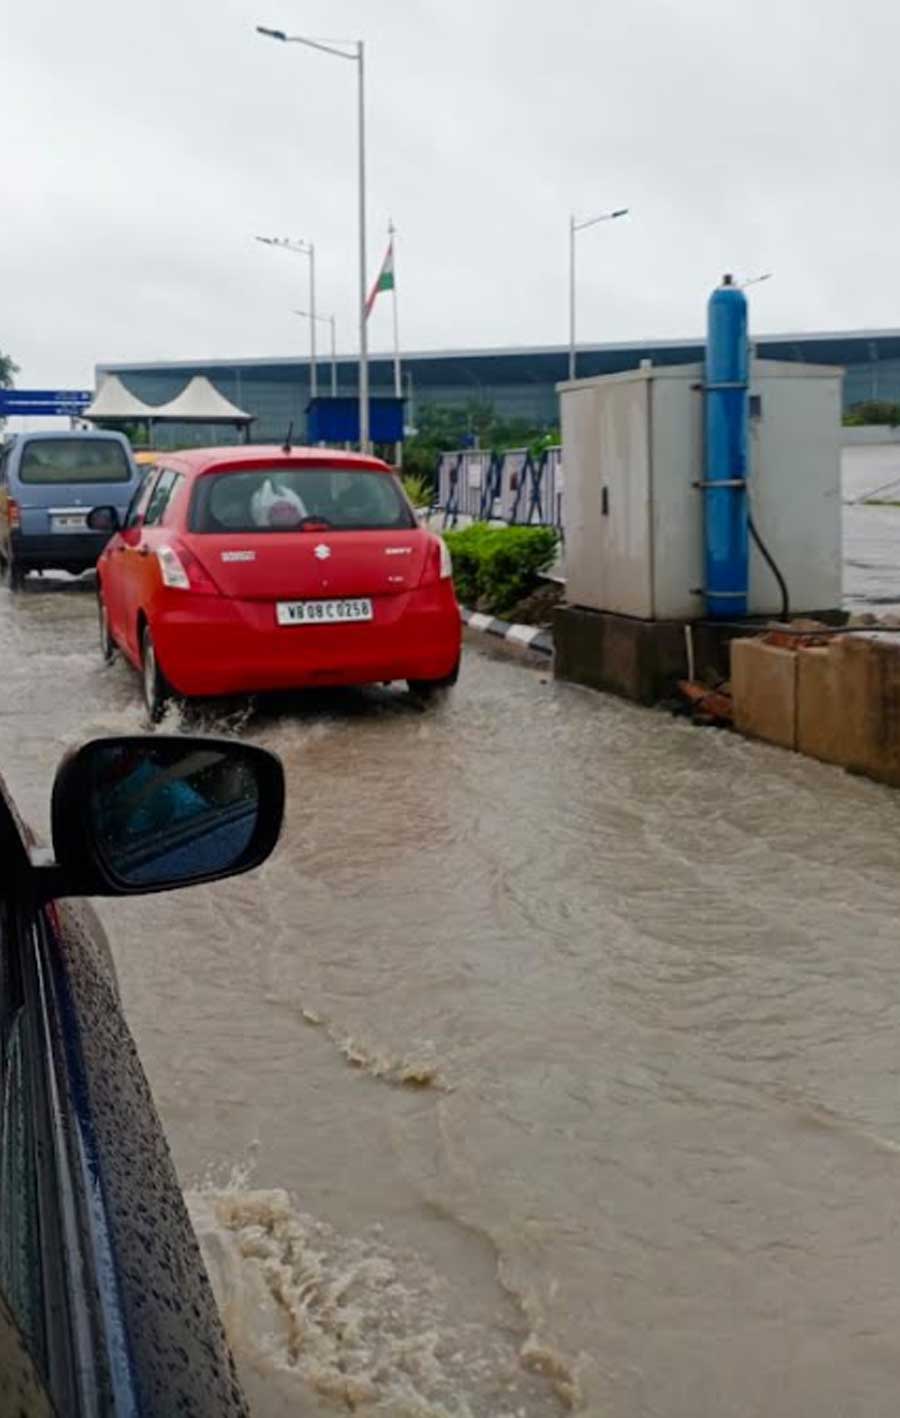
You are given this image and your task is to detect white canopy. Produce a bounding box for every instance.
[151,375,252,423]
[82,374,158,420]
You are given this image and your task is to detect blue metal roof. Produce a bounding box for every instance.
[98,328,900,385]
[97,329,900,441]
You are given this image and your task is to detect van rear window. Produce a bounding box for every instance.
[19,438,131,485]
[190,467,415,533]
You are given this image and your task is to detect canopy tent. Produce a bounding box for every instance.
[150,376,253,424]
[84,374,254,447]
[82,375,159,421]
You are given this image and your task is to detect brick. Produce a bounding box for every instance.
[833,636,884,778]
[838,635,900,787]
[730,639,797,750]
[796,635,900,786]
[797,646,849,766]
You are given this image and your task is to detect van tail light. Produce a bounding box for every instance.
[419,535,453,586]
[7,499,20,531]
[156,541,221,595]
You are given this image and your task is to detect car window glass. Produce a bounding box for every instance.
[125,471,159,530]
[191,467,415,533]
[18,438,131,485]
[143,470,178,528]
[161,473,184,526]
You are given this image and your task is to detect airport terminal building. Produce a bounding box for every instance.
[98,329,900,445]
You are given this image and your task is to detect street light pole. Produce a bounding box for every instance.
[255,235,318,399]
[568,207,629,382]
[568,215,576,383]
[257,26,369,451]
[294,310,338,397]
[357,40,368,452]
[309,240,317,399]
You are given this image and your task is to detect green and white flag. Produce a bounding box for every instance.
[365,240,395,319]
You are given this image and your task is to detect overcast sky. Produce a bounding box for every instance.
[2,0,896,389]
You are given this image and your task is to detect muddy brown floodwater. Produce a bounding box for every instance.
[4,475,900,1416]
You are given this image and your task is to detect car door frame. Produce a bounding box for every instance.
[0,789,112,1415]
[0,769,251,1417]
[108,469,161,666]
[126,468,183,655]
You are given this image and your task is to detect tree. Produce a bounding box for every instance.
[402,399,557,484]
[844,400,900,428]
[0,350,18,430]
[0,351,19,389]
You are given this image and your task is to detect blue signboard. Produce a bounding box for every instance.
[0,389,92,416]
[306,396,405,446]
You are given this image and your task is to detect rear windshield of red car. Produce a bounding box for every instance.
[19,437,131,484]
[189,467,416,534]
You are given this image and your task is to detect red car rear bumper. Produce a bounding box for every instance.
[151,582,461,696]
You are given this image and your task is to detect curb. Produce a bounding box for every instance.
[460,606,553,656]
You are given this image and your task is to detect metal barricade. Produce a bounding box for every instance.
[436,449,497,526]
[435,445,564,530]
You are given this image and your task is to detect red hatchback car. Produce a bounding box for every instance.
[91,446,461,719]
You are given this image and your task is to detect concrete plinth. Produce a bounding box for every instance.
[553,605,747,705]
[553,607,680,704]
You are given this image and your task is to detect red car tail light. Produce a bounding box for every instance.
[156,541,221,595]
[438,538,453,579]
[419,535,453,586]
[7,498,21,531]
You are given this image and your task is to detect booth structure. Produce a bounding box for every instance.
[83,375,404,451]
[554,277,844,703]
[83,375,254,446]
[306,396,405,446]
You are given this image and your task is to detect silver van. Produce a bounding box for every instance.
[0,430,141,587]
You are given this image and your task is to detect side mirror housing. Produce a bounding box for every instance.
[87,506,121,533]
[41,736,284,898]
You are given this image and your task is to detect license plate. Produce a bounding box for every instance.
[50,513,88,532]
[276,598,373,626]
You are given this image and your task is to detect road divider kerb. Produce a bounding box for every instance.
[459,606,553,656]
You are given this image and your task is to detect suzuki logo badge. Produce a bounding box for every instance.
[314,543,331,560]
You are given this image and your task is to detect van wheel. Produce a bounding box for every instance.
[3,554,25,591]
[98,592,116,663]
[141,625,171,724]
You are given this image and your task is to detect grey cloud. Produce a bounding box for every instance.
[1,0,897,389]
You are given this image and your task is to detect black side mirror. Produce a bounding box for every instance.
[87,506,120,533]
[42,736,284,898]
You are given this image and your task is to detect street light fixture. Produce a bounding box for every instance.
[739,272,773,289]
[568,207,629,382]
[256,235,318,399]
[294,309,338,397]
[257,25,369,451]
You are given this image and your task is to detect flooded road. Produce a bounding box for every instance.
[3,461,900,1415]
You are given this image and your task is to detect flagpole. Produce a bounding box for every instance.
[388,219,403,467]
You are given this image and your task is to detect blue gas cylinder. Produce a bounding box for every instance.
[704,275,749,618]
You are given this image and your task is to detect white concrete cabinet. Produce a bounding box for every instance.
[558,360,843,620]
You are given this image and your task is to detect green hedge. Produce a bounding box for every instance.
[443,523,559,616]
[843,400,900,427]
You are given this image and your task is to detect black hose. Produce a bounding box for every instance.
[748,509,790,622]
